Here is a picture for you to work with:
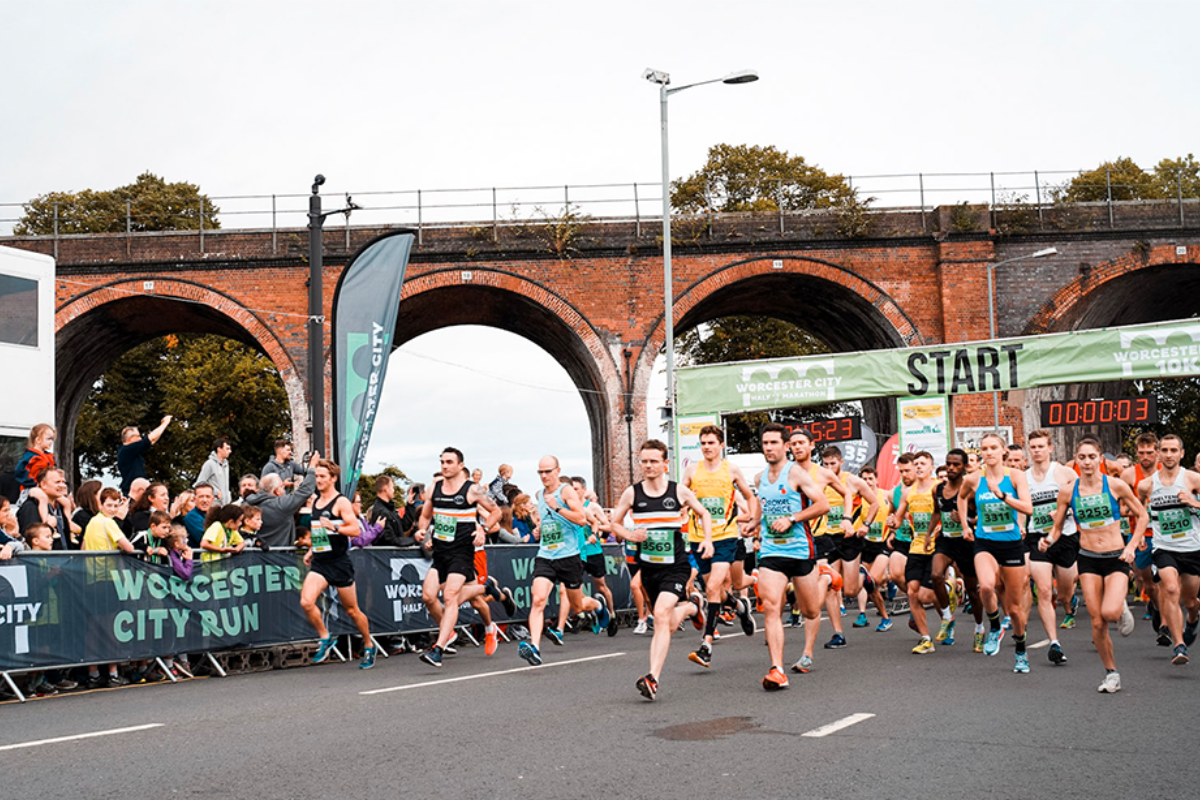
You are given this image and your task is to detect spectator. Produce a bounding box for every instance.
[72,479,102,534]
[116,416,172,494]
[201,504,245,562]
[350,493,384,547]
[129,482,169,536]
[261,439,306,490]
[245,451,320,548]
[399,482,425,536]
[184,484,215,548]
[13,423,56,501]
[0,497,25,559]
[83,488,134,554]
[137,510,173,563]
[470,468,483,484]
[196,437,232,504]
[165,523,194,581]
[239,504,264,546]
[488,464,513,507]
[511,493,539,543]
[17,467,77,549]
[234,474,259,505]
[169,489,194,524]
[491,506,522,544]
[368,475,414,547]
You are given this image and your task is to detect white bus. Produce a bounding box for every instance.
[0,245,55,491]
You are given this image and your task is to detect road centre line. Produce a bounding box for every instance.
[1029,639,1051,649]
[360,652,626,695]
[0,723,164,753]
[801,713,876,738]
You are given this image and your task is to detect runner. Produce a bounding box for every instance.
[1122,433,1162,639]
[571,476,618,636]
[894,452,945,654]
[1136,434,1200,665]
[886,453,917,613]
[821,446,880,642]
[1025,430,1082,666]
[959,432,1036,673]
[932,450,985,651]
[857,467,893,632]
[517,456,612,666]
[683,425,759,669]
[742,423,830,689]
[609,440,713,700]
[299,459,377,669]
[414,447,501,668]
[1046,437,1143,692]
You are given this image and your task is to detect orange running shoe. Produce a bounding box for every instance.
[819,564,844,593]
[484,628,498,656]
[762,666,790,691]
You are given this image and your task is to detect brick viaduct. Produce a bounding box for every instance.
[4,200,1199,503]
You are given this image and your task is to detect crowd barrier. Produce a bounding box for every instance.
[0,545,633,676]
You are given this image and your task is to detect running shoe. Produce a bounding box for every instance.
[544,626,565,646]
[1157,626,1172,647]
[607,618,620,637]
[30,681,58,696]
[484,628,498,656]
[908,615,919,633]
[1014,652,1030,673]
[359,647,377,670]
[1061,612,1076,629]
[1069,593,1080,616]
[839,604,847,616]
[791,654,814,673]
[762,666,790,691]
[1119,603,1136,637]
[688,642,712,669]
[935,618,955,643]
[595,597,612,633]
[946,582,958,615]
[1172,644,1189,665]
[313,635,336,664]
[499,586,517,617]
[853,612,870,628]
[1150,602,1161,631]
[824,633,847,649]
[736,597,757,636]
[912,637,935,655]
[712,629,721,642]
[108,673,130,687]
[646,614,655,630]
[973,631,985,653]
[442,644,458,656]
[85,674,105,690]
[789,608,802,628]
[636,673,658,701]
[1098,671,1121,693]
[54,678,78,691]
[688,596,706,632]
[1184,617,1198,647]
[419,646,443,668]
[984,628,1005,656]
[1048,642,1067,665]
[517,641,542,666]
[876,618,893,633]
[633,618,649,635]
[1002,616,1012,631]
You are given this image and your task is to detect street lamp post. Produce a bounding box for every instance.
[644,67,758,476]
[986,246,1058,429]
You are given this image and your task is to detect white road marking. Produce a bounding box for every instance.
[360,652,626,695]
[1029,639,1051,649]
[801,713,876,738]
[0,723,164,753]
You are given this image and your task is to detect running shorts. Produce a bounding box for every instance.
[638,562,691,606]
[757,556,816,579]
[861,540,889,562]
[815,535,839,563]
[432,546,476,582]
[973,538,1027,569]
[934,537,977,579]
[533,555,585,590]
[310,553,355,589]
[1026,532,1080,569]
[1151,548,1200,577]
[689,538,739,575]
[583,552,607,579]
[904,552,934,588]
[1078,549,1131,578]
[831,533,864,563]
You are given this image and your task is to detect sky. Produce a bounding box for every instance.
[4,1,1196,494]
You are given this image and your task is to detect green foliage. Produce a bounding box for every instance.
[1125,377,1200,458]
[1150,154,1200,198]
[671,144,855,214]
[676,316,856,452]
[1061,157,1160,202]
[356,465,411,510]
[949,201,978,232]
[74,334,290,495]
[15,172,220,235]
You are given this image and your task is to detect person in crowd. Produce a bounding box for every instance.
[200,504,246,562]
[138,510,174,564]
[369,475,415,546]
[165,523,195,582]
[196,437,233,504]
[350,493,384,547]
[489,464,513,507]
[129,482,169,538]
[492,506,522,543]
[235,474,259,504]
[82,487,135,688]
[1,497,26,559]
[72,479,103,535]
[245,451,320,548]
[117,416,172,494]
[13,423,56,504]
[184,483,215,547]
[239,504,265,547]
[170,489,194,524]
[512,493,539,543]
[262,439,306,489]
[17,467,77,549]
[399,482,425,536]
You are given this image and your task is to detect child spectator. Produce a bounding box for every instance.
[72,479,102,536]
[350,492,384,547]
[135,510,174,564]
[240,504,265,548]
[165,523,194,581]
[82,488,135,554]
[13,424,55,503]
[1,497,24,560]
[201,505,245,562]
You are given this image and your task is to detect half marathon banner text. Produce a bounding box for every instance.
[0,546,631,672]
[675,317,1200,415]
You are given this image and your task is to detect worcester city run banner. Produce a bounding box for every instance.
[331,230,417,496]
[675,317,1200,416]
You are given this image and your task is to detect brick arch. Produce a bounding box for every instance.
[395,267,627,499]
[54,278,306,483]
[1026,245,1200,334]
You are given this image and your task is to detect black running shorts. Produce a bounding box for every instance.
[1151,548,1200,577]
[638,562,691,606]
[757,556,816,579]
[310,553,355,589]
[432,546,476,583]
[533,555,585,589]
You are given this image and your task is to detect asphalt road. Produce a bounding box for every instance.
[1,606,1194,800]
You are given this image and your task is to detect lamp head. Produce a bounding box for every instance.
[312,174,326,195]
[1032,247,1058,258]
[722,70,759,85]
[643,68,670,85]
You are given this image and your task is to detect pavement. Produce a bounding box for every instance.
[0,605,1194,800]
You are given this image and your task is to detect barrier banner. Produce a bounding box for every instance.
[0,546,631,672]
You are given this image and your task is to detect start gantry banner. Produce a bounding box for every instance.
[675,317,1200,415]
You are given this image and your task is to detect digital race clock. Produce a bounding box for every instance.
[1039,397,1157,427]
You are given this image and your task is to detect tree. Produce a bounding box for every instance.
[15,172,220,235]
[356,465,412,510]
[676,316,857,453]
[671,144,856,214]
[1061,157,1161,202]
[1151,154,1200,199]
[74,334,291,496]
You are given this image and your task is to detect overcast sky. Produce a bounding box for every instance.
[4,1,1196,493]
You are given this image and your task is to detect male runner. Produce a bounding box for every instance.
[1137,434,1200,665]
[1047,437,1143,692]
[886,454,917,608]
[415,447,501,668]
[572,476,618,636]
[894,451,945,654]
[933,450,985,651]
[821,446,879,642]
[1025,429,1081,665]
[858,467,894,632]
[1122,433,1162,637]
[299,459,377,669]
[683,425,759,669]
[744,423,830,689]
[517,457,611,666]
[1005,444,1028,471]
[959,433,1035,673]
[609,440,713,701]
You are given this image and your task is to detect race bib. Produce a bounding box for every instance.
[700,496,726,520]
[940,511,963,538]
[1157,507,1194,539]
[979,499,1012,533]
[1074,494,1114,530]
[640,528,677,564]
[541,518,564,550]
[827,504,844,527]
[867,521,884,542]
[911,511,933,535]
[763,515,798,545]
[433,513,458,543]
[310,520,331,553]
[1029,502,1055,534]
